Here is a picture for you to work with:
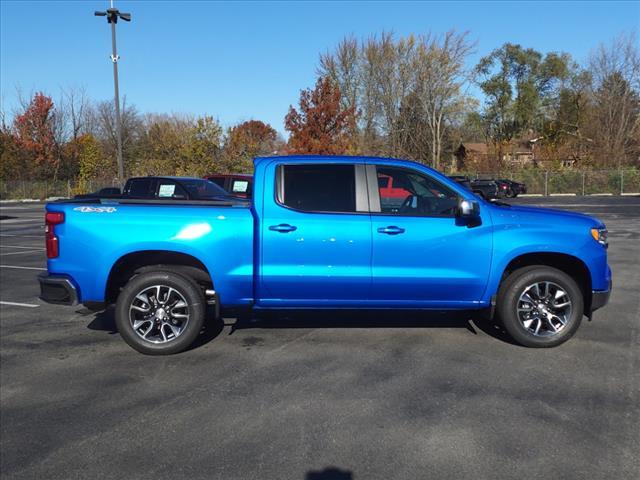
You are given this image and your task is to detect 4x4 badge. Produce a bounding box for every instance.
[73,206,117,213]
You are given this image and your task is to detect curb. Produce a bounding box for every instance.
[589,193,613,196]
[518,194,543,197]
[549,193,576,196]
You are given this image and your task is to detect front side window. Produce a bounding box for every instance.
[375,167,458,216]
[278,164,357,213]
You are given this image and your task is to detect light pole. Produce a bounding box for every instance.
[95,3,131,185]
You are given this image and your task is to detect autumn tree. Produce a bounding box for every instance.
[221,120,280,172]
[182,115,224,176]
[0,125,23,181]
[67,133,108,193]
[13,92,58,179]
[131,114,223,177]
[285,77,356,155]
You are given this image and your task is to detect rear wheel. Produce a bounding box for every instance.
[496,266,583,347]
[115,270,205,355]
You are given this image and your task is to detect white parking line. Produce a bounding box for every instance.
[0,219,43,224]
[0,250,44,256]
[0,301,39,308]
[0,245,45,250]
[0,265,46,270]
[0,234,43,238]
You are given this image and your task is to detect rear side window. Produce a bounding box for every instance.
[126,179,155,197]
[278,164,356,213]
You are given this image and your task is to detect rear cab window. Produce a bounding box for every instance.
[276,163,367,213]
[125,178,156,198]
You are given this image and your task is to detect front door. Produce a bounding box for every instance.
[368,164,493,307]
[259,162,372,307]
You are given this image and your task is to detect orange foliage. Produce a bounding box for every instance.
[285,77,356,155]
[13,92,57,173]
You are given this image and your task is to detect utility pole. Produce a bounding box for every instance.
[95,2,131,185]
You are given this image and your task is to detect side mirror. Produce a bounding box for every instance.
[457,199,480,218]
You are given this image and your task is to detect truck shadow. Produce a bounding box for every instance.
[230,309,517,346]
[305,466,353,479]
[86,306,517,350]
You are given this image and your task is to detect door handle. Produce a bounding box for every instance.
[269,224,297,233]
[377,226,405,235]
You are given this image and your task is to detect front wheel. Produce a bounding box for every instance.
[115,270,205,355]
[496,266,583,347]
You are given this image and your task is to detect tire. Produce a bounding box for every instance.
[115,270,206,355]
[496,266,583,347]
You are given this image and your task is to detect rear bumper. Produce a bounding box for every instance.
[591,280,612,313]
[38,273,78,306]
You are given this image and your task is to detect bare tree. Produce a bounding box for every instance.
[414,31,476,169]
[88,97,142,177]
[318,31,475,166]
[588,32,640,167]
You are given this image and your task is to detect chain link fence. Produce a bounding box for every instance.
[461,169,640,196]
[0,179,119,201]
[1,169,639,200]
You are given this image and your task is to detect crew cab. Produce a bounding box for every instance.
[39,156,611,354]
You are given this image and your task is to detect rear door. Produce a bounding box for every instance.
[258,161,372,306]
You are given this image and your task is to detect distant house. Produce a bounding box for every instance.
[502,138,538,166]
[455,138,544,170]
[453,143,489,170]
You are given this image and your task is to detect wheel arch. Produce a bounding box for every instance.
[105,250,214,304]
[498,252,593,312]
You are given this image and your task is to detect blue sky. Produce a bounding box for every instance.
[1,1,638,134]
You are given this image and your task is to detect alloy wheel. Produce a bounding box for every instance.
[516,281,573,337]
[129,285,190,344]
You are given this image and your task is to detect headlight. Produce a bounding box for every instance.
[591,227,608,248]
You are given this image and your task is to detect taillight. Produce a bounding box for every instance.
[45,212,64,259]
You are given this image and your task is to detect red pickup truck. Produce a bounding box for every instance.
[204,173,253,198]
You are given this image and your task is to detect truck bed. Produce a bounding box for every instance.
[46,199,255,305]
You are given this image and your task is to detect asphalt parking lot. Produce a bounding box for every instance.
[1,196,638,480]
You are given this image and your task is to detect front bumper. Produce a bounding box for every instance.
[591,279,612,313]
[38,273,78,306]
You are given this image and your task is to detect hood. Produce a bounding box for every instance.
[488,203,605,229]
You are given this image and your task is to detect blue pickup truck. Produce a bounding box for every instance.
[39,156,611,354]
